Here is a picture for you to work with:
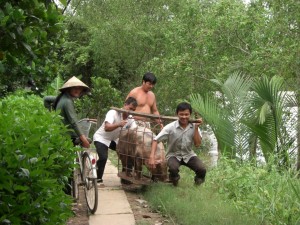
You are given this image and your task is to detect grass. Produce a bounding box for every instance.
[108,149,119,166]
[143,166,260,225]
[108,151,256,224]
[109,151,300,225]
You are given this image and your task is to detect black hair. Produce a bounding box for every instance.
[142,72,157,84]
[176,102,192,114]
[125,97,138,107]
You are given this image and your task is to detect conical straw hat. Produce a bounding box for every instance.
[59,76,90,92]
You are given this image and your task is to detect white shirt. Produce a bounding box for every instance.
[154,120,201,163]
[93,110,122,147]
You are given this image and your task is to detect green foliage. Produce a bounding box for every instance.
[245,76,295,167]
[43,75,64,96]
[76,76,123,120]
[0,93,75,224]
[61,17,94,84]
[64,0,300,115]
[190,73,253,158]
[0,1,66,96]
[143,156,299,225]
[208,158,300,225]
[190,74,296,168]
[144,166,260,225]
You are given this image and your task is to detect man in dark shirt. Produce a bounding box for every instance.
[44,76,90,147]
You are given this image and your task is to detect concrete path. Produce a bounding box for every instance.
[89,160,135,225]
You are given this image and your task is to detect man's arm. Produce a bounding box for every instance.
[43,96,56,111]
[104,120,127,132]
[79,135,90,148]
[193,118,203,147]
[151,95,163,127]
[103,110,128,132]
[64,100,90,148]
[148,124,170,168]
[149,140,158,169]
[151,96,160,116]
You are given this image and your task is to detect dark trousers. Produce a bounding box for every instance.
[168,156,206,182]
[94,141,116,180]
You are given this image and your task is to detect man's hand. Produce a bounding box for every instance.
[194,118,203,127]
[155,119,164,129]
[118,120,128,127]
[193,118,202,147]
[148,155,156,169]
[80,135,90,148]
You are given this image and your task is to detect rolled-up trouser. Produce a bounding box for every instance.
[167,156,206,182]
[94,141,116,180]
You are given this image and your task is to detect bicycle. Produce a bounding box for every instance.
[71,118,98,214]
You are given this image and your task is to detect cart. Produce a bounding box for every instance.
[112,107,198,186]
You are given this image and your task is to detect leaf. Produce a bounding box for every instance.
[21,42,36,58]
[1,219,11,224]
[14,185,29,191]
[9,32,16,39]
[258,102,269,124]
[0,16,9,26]
[50,75,64,94]
[59,0,67,7]
[29,157,38,164]
[18,168,30,178]
[0,61,5,73]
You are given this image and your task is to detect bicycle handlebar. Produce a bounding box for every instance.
[77,118,97,124]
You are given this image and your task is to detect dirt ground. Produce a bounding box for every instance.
[123,184,173,225]
[66,188,89,225]
[66,184,172,225]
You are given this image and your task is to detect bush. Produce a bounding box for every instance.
[0,93,75,224]
[208,158,300,225]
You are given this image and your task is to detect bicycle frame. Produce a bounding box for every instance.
[76,149,97,182]
[71,118,99,214]
[76,118,98,180]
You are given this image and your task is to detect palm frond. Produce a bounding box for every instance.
[190,93,236,157]
[246,75,294,166]
[211,72,252,106]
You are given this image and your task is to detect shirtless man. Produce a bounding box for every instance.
[126,72,162,126]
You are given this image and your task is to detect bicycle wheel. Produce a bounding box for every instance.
[82,152,98,214]
[71,168,80,200]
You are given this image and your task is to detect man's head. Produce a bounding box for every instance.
[60,76,90,98]
[124,97,138,111]
[176,102,192,126]
[142,72,156,92]
[142,72,157,84]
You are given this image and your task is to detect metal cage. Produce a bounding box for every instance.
[116,120,167,185]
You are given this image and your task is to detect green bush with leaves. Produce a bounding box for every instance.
[208,158,300,225]
[0,93,75,224]
[0,0,66,96]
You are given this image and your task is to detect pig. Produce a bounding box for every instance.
[117,123,167,182]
